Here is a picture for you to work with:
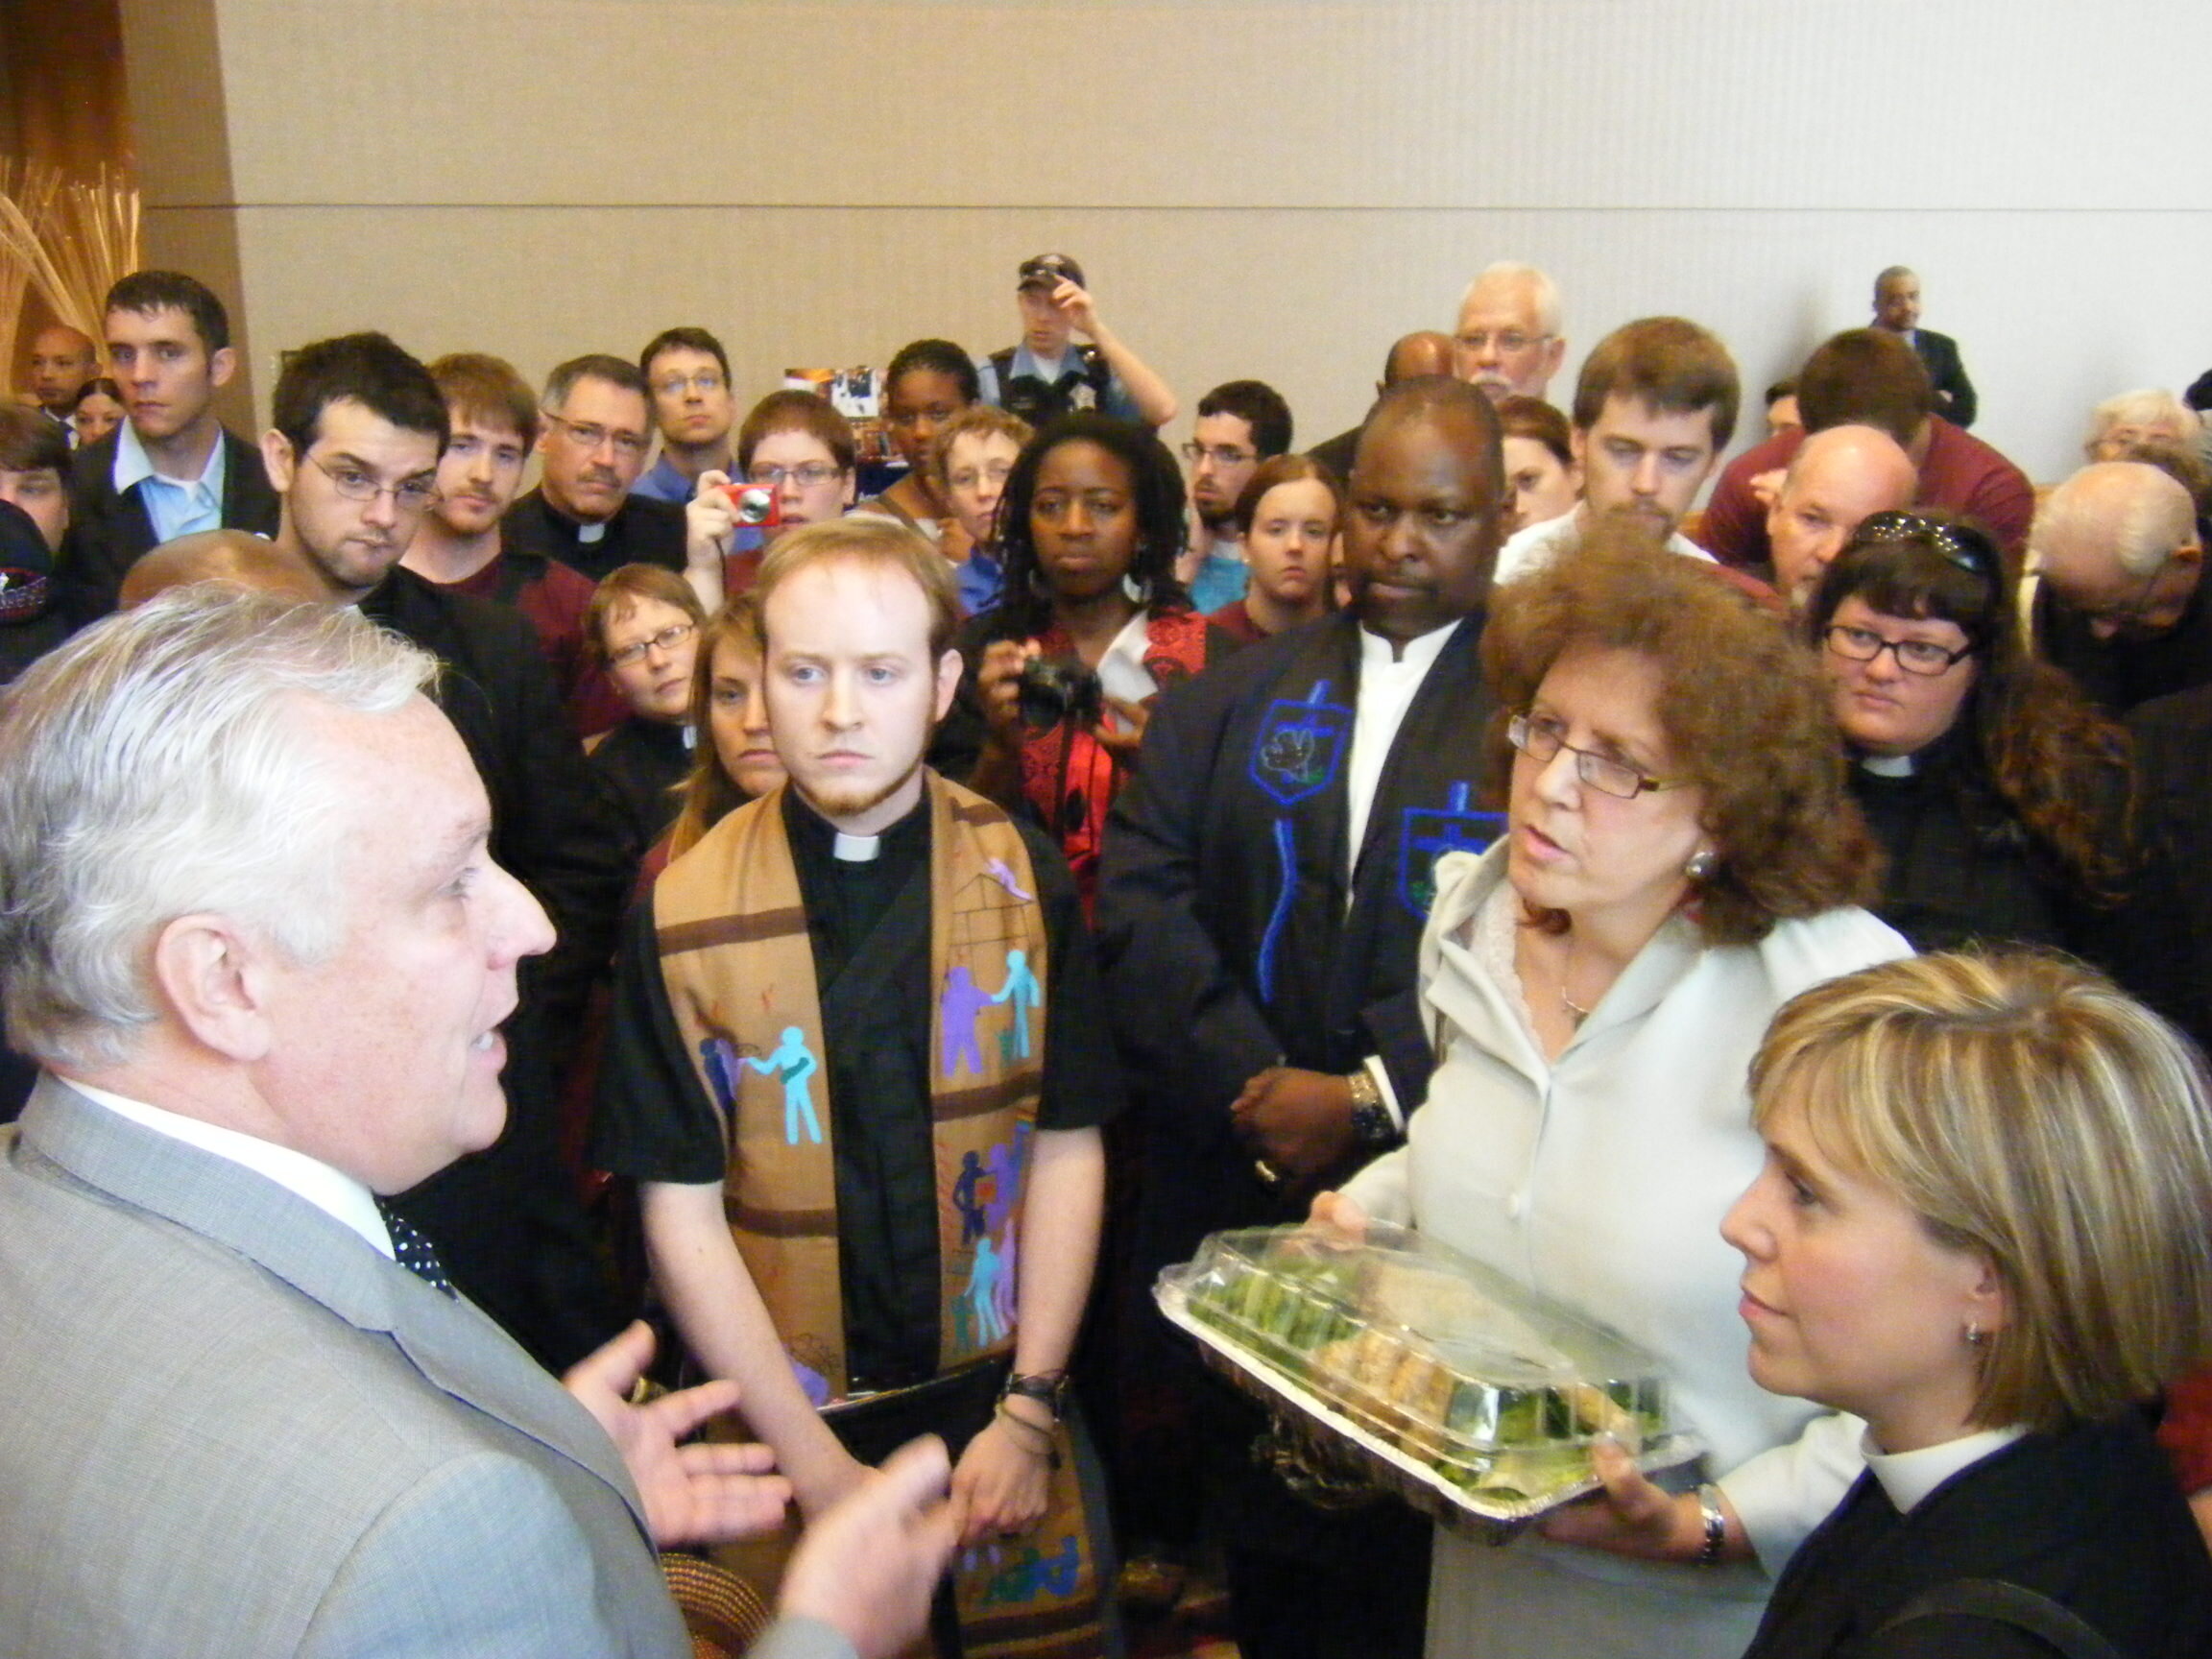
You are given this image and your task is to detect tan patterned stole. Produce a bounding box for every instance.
[654,774,1112,1657]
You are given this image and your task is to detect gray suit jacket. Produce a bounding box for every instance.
[0,1075,694,1658]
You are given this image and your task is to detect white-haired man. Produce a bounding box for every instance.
[2032,459,2209,712]
[0,589,955,1659]
[1453,261,1566,404]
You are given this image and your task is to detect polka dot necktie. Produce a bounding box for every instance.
[374,1200,456,1297]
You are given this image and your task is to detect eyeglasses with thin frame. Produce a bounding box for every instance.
[650,371,726,398]
[1507,712,1689,800]
[747,461,845,489]
[2067,556,2175,630]
[1456,329,1552,357]
[606,620,696,670]
[544,413,651,460]
[1821,623,1975,676]
[308,452,438,511]
[1180,442,1257,469]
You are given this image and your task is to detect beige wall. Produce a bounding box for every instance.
[121,0,2212,481]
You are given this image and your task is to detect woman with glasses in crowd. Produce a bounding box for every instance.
[584,564,708,876]
[1313,524,1908,1659]
[1806,509,2134,958]
[1727,952,2212,1657]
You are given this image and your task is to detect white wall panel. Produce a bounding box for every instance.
[138,0,2212,484]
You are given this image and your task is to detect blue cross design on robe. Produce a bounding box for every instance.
[1398,781,1504,917]
[1247,681,1353,1001]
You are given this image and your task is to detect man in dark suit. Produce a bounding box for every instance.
[61,270,279,624]
[0,588,954,1659]
[503,353,688,582]
[1097,376,1507,1659]
[1873,265,1977,428]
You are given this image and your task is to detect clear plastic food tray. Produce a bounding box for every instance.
[1157,1222,1702,1532]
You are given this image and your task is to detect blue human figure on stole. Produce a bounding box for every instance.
[989,948,1041,1060]
[744,1026,822,1145]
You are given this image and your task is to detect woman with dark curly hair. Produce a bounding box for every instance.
[1314,521,1910,1659]
[960,413,1232,904]
[1806,508,2134,957]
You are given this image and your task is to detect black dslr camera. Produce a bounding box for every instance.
[1016,655,1104,730]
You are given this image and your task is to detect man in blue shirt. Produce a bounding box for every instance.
[61,270,278,624]
[633,326,737,505]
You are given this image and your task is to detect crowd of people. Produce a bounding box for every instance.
[5,250,2212,1659]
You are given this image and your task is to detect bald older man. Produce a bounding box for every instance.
[118,528,327,608]
[1766,424,1918,612]
[1307,330,1460,481]
[26,325,98,437]
[2032,460,2208,712]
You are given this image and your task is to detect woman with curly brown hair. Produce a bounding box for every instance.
[1807,508,2134,957]
[1317,521,1910,1659]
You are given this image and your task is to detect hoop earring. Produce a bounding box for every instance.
[1685,849,1719,881]
[1122,572,1149,606]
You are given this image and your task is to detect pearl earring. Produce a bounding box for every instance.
[1685,849,1719,881]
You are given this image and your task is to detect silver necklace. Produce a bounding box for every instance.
[1558,934,1592,1025]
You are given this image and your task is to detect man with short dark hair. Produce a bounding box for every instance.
[62,269,279,624]
[0,406,75,678]
[504,354,687,583]
[403,351,625,735]
[264,330,633,1371]
[1697,328,2032,569]
[1182,377,1294,611]
[977,252,1176,428]
[1872,265,1976,428]
[1099,377,1511,1659]
[634,326,737,504]
[0,587,957,1659]
[1493,316,1736,583]
[25,324,97,438]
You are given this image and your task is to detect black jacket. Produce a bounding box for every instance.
[61,425,280,624]
[500,488,686,585]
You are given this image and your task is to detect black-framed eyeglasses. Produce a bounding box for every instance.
[543,413,651,459]
[308,453,438,511]
[1180,442,1256,469]
[1508,713,1688,800]
[1851,511,1997,579]
[606,620,696,670]
[1821,623,1974,676]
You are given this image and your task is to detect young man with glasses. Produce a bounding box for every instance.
[504,353,687,583]
[1180,378,1293,613]
[634,326,738,505]
[267,332,634,1372]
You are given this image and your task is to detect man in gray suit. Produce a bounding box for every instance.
[0,588,954,1658]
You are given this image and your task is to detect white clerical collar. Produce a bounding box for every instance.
[1863,1424,2026,1512]
[62,1077,395,1259]
[1860,752,1917,778]
[833,831,880,862]
[1358,618,1456,672]
[576,519,607,543]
